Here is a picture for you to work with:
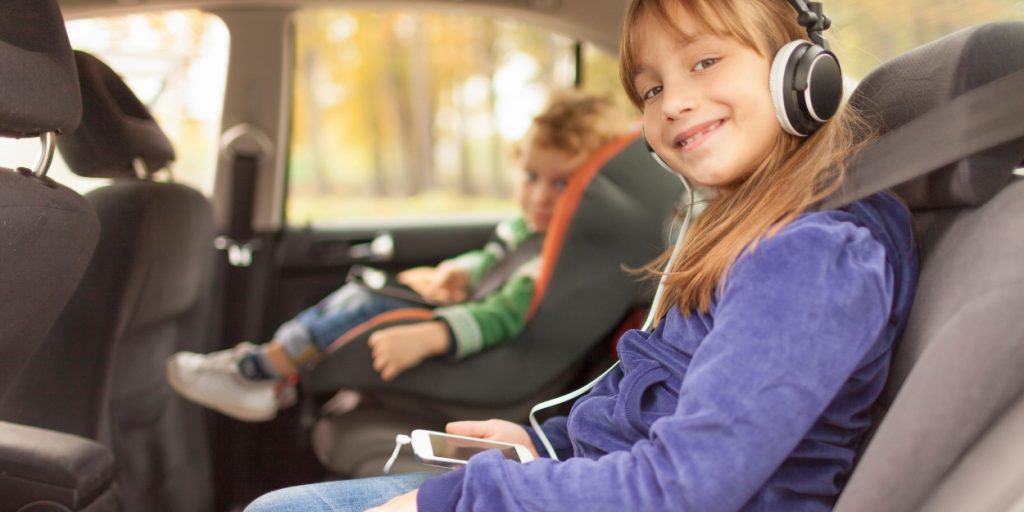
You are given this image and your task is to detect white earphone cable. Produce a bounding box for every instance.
[383,434,412,474]
[529,175,698,460]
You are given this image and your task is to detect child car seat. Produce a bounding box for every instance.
[301,133,684,405]
[307,132,684,476]
[1,51,218,512]
[826,22,1024,511]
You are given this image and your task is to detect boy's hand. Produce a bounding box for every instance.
[368,321,450,381]
[446,419,540,458]
[425,262,470,303]
[396,266,437,296]
[397,263,469,304]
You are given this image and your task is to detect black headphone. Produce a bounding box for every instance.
[770,0,843,137]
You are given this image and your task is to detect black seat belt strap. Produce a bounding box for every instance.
[218,152,261,344]
[470,235,543,301]
[821,68,1024,210]
[222,153,260,264]
[217,124,273,344]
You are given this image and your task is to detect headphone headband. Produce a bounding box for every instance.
[785,0,832,49]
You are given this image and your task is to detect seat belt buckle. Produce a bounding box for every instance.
[215,236,262,267]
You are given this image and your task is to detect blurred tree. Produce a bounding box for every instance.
[828,0,1022,78]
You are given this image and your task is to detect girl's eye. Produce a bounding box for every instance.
[525,170,538,182]
[693,57,719,71]
[641,85,662,102]
[554,179,568,190]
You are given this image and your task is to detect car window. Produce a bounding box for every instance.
[287,9,627,227]
[0,10,228,196]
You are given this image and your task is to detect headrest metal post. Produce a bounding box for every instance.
[132,157,150,180]
[32,132,57,178]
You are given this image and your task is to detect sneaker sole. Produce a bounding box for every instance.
[165,357,277,423]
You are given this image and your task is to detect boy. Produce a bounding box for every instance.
[166,91,630,422]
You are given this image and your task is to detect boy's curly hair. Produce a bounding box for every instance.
[527,90,632,156]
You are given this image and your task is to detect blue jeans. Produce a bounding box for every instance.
[274,283,422,364]
[244,473,434,512]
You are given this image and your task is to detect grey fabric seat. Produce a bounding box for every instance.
[0,1,116,510]
[833,22,1024,511]
[0,1,92,397]
[0,51,217,512]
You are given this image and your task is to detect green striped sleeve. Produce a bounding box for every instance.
[434,260,538,358]
[443,216,533,287]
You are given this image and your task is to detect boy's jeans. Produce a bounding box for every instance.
[274,283,423,361]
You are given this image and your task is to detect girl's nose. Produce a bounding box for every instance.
[660,82,697,120]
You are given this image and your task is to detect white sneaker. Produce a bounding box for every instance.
[166,344,279,422]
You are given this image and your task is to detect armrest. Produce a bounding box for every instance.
[0,421,115,510]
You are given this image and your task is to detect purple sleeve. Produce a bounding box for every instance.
[527,416,573,460]
[418,467,466,511]
[418,219,895,511]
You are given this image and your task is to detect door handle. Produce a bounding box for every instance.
[349,232,394,261]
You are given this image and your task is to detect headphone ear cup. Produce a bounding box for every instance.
[769,40,843,137]
[800,45,843,125]
[770,40,813,137]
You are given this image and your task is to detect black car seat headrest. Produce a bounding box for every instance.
[57,51,175,179]
[0,0,81,139]
[847,22,1024,210]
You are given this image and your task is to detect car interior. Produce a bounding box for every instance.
[0,1,1022,511]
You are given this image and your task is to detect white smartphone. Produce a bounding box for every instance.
[409,429,535,468]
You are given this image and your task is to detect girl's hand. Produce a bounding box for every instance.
[446,419,540,458]
[368,321,450,381]
[365,489,417,512]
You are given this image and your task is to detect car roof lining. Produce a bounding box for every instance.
[57,0,624,53]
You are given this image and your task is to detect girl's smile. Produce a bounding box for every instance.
[672,118,725,152]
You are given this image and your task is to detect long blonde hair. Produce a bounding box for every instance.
[619,0,875,317]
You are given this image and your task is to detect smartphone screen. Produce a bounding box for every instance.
[428,433,522,461]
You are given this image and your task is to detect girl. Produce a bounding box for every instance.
[246,0,918,510]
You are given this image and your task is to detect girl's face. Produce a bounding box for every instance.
[516,134,586,232]
[632,8,781,189]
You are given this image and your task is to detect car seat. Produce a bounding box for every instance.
[301,133,683,404]
[0,1,116,509]
[0,51,218,512]
[306,133,685,475]
[826,22,1024,511]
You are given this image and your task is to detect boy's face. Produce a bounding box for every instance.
[516,136,587,232]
